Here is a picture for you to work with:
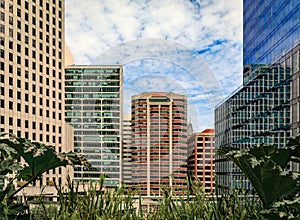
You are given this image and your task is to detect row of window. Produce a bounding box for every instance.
[1,76,62,96]
[0,100,61,118]
[1,116,60,131]
[0,127,61,144]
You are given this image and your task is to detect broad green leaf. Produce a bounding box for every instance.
[217,138,300,209]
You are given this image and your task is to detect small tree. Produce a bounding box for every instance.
[0,133,90,219]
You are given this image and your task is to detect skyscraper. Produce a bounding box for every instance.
[122,114,132,185]
[243,0,300,149]
[65,65,123,186]
[243,0,299,66]
[0,0,73,191]
[131,92,188,196]
[187,129,215,193]
[215,0,299,191]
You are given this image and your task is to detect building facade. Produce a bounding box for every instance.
[215,60,293,190]
[0,0,73,191]
[122,114,132,185]
[187,129,215,193]
[215,0,299,192]
[65,65,123,186]
[243,0,299,66]
[131,92,188,196]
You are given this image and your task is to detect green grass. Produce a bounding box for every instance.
[30,177,263,220]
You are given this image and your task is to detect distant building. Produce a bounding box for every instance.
[187,121,194,137]
[122,114,132,185]
[187,129,215,193]
[215,0,300,192]
[65,65,123,186]
[0,0,73,193]
[131,92,188,196]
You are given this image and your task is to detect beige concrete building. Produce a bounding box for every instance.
[0,0,73,195]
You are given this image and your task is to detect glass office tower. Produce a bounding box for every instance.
[215,0,299,192]
[65,65,123,186]
[243,0,299,66]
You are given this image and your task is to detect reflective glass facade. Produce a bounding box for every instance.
[243,0,299,66]
[65,66,123,186]
[215,63,291,191]
[215,0,300,192]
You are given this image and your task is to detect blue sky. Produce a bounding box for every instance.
[65,0,243,132]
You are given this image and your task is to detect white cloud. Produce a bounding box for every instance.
[65,0,243,131]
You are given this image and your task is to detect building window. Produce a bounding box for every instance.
[0,12,4,21]
[9,28,13,37]
[0,24,4,33]
[8,53,13,61]
[17,9,21,18]
[32,95,36,103]
[0,1,4,9]
[0,36,4,46]
[25,93,29,102]
[9,89,13,98]
[9,117,13,126]
[0,61,4,71]
[9,16,13,25]
[17,79,21,88]
[9,101,13,110]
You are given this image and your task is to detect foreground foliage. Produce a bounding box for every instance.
[30,177,262,220]
[2,134,300,219]
[0,133,89,219]
[218,135,300,219]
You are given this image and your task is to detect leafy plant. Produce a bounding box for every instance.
[217,135,300,219]
[32,174,142,219]
[0,133,90,219]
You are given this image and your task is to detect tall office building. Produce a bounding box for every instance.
[122,114,132,185]
[187,129,215,193]
[131,92,188,196]
[0,0,73,192]
[215,62,292,190]
[65,65,123,186]
[243,0,299,66]
[215,0,299,191]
